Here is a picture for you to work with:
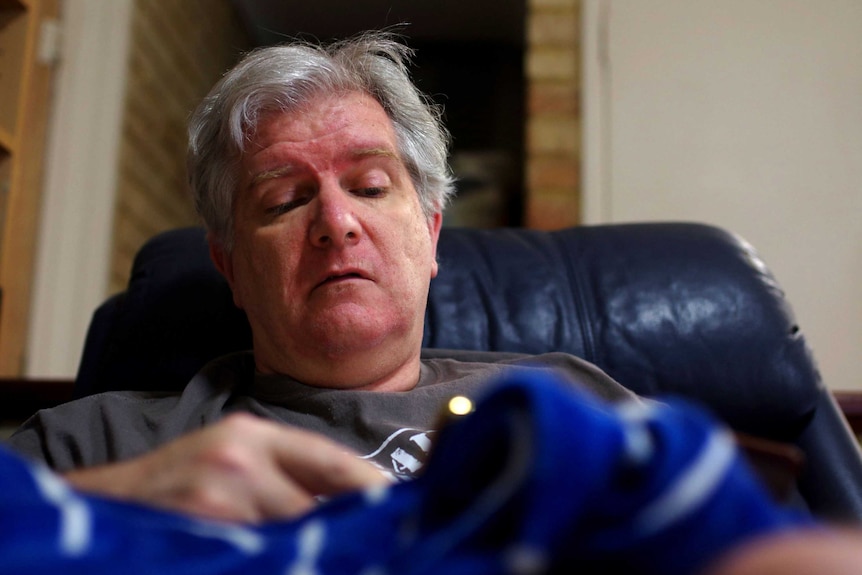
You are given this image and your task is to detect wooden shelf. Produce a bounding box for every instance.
[0,7,27,140]
[0,0,59,375]
[0,125,14,153]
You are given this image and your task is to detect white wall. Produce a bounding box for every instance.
[584,0,862,390]
[26,0,133,378]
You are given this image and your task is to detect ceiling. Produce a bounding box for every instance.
[230,0,525,47]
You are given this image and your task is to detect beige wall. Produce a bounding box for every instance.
[583,0,862,390]
[28,0,134,378]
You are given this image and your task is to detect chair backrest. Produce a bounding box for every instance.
[75,222,862,522]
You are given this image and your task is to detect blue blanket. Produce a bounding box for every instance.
[0,372,809,574]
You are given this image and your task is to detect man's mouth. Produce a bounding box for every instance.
[324,272,363,283]
[316,270,368,288]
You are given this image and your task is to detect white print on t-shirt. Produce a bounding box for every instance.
[359,428,437,482]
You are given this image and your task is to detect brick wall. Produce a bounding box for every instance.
[525,0,581,229]
[109,0,248,293]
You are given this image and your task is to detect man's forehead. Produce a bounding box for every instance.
[252,92,395,145]
[244,94,404,177]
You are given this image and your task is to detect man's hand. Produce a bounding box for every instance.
[63,413,389,524]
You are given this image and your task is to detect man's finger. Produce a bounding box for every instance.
[269,428,391,497]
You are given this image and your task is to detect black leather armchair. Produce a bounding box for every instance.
[75,222,862,522]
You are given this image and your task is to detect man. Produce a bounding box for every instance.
[5,31,860,575]
[9,32,634,523]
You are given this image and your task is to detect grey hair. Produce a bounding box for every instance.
[187,32,455,249]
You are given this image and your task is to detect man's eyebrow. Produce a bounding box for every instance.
[248,164,299,188]
[248,149,400,189]
[351,147,400,161]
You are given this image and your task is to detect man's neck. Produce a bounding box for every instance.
[254,345,423,392]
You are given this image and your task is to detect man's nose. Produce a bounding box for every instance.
[308,184,362,248]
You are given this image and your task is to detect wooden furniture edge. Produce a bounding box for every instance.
[0,377,73,420]
[834,391,862,436]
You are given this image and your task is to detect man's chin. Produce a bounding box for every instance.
[314,314,418,356]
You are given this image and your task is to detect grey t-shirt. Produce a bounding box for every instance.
[8,350,636,480]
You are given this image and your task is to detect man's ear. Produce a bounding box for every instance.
[208,234,244,309]
[428,212,443,279]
